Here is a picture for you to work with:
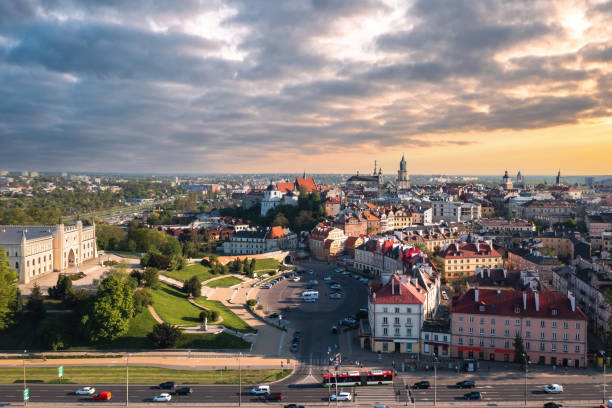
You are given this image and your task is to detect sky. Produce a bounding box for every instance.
[0,0,610,175]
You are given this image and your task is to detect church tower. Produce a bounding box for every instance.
[501,169,513,190]
[555,169,562,185]
[396,154,410,190]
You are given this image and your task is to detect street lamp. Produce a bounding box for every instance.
[125,353,129,407]
[433,356,439,406]
[239,352,242,407]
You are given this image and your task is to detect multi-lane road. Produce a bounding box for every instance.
[0,380,607,405]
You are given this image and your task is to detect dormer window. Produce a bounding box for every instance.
[552,309,558,316]
[479,305,485,311]
[514,307,521,313]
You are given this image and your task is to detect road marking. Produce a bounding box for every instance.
[277,331,286,356]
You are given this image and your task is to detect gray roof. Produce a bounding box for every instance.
[0,225,57,244]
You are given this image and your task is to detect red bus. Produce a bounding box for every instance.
[322,370,393,387]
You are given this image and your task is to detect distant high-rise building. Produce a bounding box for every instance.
[396,154,411,190]
[585,176,594,186]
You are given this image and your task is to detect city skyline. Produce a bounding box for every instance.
[0,0,610,174]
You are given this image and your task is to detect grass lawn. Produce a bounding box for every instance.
[106,250,142,259]
[0,366,291,384]
[163,263,215,282]
[206,276,243,288]
[254,258,281,271]
[194,297,255,333]
[150,284,204,326]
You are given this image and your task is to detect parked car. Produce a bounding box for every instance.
[343,317,357,324]
[359,277,369,284]
[308,270,314,274]
[544,384,563,394]
[76,387,96,395]
[330,392,352,401]
[262,284,271,289]
[324,276,332,282]
[294,331,301,338]
[92,392,111,401]
[352,274,360,279]
[308,279,319,285]
[464,391,481,400]
[543,403,563,408]
[159,382,175,390]
[456,380,475,388]
[413,381,430,389]
[341,271,350,275]
[292,277,300,282]
[290,344,299,352]
[331,325,338,334]
[174,387,192,396]
[330,292,342,299]
[265,392,283,401]
[330,284,342,290]
[153,393,172,402]
[268,313,280,319]
[284,404,305,408]
[441,290,449,300]
[251,385,270,395]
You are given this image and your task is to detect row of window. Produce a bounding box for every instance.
[424,333,448,342]
[382,317,413,325]
[457,327,581,341]
[382,327,413,337]
[457,316,582,329]
[457,337,581,352]
[381,307,414,314]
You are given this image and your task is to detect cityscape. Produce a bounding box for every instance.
[0,1,611,408]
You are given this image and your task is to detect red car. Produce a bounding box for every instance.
[265,392,283,401]
[92,391,111,400]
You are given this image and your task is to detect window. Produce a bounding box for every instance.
[424,343,430,353]
[383,342,388,351]
[383,307,388,313]
[491,318,496,325]
[395,307,400,313]
[563,322,568,329]
[552,321,557,328]
[394,317,400,324]
[469,327,474,334]
[515,330,520,337]
[407,328,412,337]
[490,339,495,347]
[458,337,463,345]
[479,328,484,335]
[526,331,531,338]
[576,322,581,329]
[407,307,412,314]
[458,316,464,322]
[563,345,568,352]
[490,329,495,336]
[575,333,580,341]
[540,343,545,351]
[505,319,510,326]
[552,333,557,340]
[563,333,568,340]
[514,307,521,313]
[504,340,510,348]
[434,334,439,341]
[383,328,388,336]
[540,332,545,339]
[526,320,531,327]
[551,344,557,352]
[479,339,484,346]
[425,334,430,340]
[395,328,400,336]
[383,317,388,325]
[480,317,485,324]
[526,342,530,350]
[443,335,448,342]
[504,330,510,337]
[575,345,580,352]
[469,338,474,345]
[458,327,464,334]
[552,309,558,316]
[540,321,545,328]
[407,317,412,325]
[469,316,474,323]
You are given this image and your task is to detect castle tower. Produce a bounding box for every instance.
[396,154,411,190]
[501,169,513,190]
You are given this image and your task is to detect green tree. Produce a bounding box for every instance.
[148,322,183,348]
[27,283,46,320]
[0,247,19,329]
[83,274,134,343]
[133,289,153,316]
[513,334,528,364]
[183,275,201,298]
[142,267,160,289]
[450,274,468,295]
[48,274,74,300]
[272,213,289,227]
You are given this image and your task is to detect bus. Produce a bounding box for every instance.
[322,370,393,387]
[301,290,319,302]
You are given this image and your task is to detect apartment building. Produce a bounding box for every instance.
[441,241,503,280]
[431,201,481,223]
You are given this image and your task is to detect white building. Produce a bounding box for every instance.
[0,221,97,284]
[223,226,297,255]
[431,201,481,223]
[261,183,283,216]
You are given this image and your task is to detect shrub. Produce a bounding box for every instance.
[246,299,257,308]
[133,289,153,316]
[183,275,201,298]
[26,283,46,320]
[142,267,159,288]
[148,322,183,348]
[209,310,219,322]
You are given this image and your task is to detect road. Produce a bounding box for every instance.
[1,380,607,405]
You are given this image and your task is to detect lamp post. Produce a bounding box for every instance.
[126,354,129,407]
[433,356,438,406]
[523,353,529,406]
[239,352,242,407]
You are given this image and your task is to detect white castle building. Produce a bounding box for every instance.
[0,221,97,283]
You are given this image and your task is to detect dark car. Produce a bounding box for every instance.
[284,405,305,408]
[159,382,175,389]
[464,391,481,400]
[294,331,301,338]
[413,381,430,389]
[265,392,283,401]
[543,403,563,408]
[174,387,192,396]
[456,380,475,388]
[268,313,279,318]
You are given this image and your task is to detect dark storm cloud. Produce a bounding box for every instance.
[0,0,609,172]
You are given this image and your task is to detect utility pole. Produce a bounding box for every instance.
[126,354,129,407]
[239,352,242,407]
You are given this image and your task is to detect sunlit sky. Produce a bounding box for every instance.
[0,0,610,175]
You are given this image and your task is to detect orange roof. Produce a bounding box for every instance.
[296,177,317,192]
[364,211,379,221]
[268,226,286,239]
[365,202,377,210]
[277,182,295,193]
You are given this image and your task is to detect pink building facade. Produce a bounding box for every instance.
[450,289,587,368]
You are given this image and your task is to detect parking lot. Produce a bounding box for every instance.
[256,260,369,365]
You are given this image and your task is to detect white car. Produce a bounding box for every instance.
[341,270,350,275]
[251,385,270,395]
[324,276,332,282]
[330,284,342,290]
[359,277,369,283]
[76,387,96,395]
[331,392,352,401]
[153,393,172,402]
[308,270,314,275]
[330,292,342,299]
[544,384,563,394]
[292,277,300,282]
[343,317,357,324]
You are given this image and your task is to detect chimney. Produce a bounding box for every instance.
[399,277,402,295]
[486,268,491,278]
[523,292,527,310]
[391,276,395,295]
[503,268,507,279]
[568,291,575,312]
[475,242,480,253]
[534,292,540,312]
[475,288,479,303]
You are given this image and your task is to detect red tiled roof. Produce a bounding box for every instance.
[296,177,317,192]
[268,226,286,239]
[345,236,360,248]
[372,275,426,304]
[276,182,295,193]
[442,242,500,259]
[452,289,586,320]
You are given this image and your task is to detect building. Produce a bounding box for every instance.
[396,154,411,191]
[507,248,562,285]
[450,288,587,367]
[364,275,429,354]
[260,177,318,216]
[431,201,481,223]
[223,226,297,255]
[441,241,503,280]
[587,213,612,237]
[334,210,368,237]
[539,232,591,261]
[346,161,383,190]
[0,221,97,284]
[324,197,342,217]
[501,170,513,190]
[309,224,347,261]
[401,227,462,252]
[421,320,451,358]
[411,207,433,225]
[520,200,575,225]
[555,170,563,186]
[261,183,284,215]
[478,220,536,234]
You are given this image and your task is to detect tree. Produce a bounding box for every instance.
[142,267,160,289]
[48,274,74,300]
[513,333,528,364]
[0,246,19,330]
[133,288,153,316]
[272,213,289,227]
[148,322,183,348]
[183,275,201,298]
[450,274,467,295]
[246,299,257,308]
[27,283,46,320]
[83,274,134,343]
